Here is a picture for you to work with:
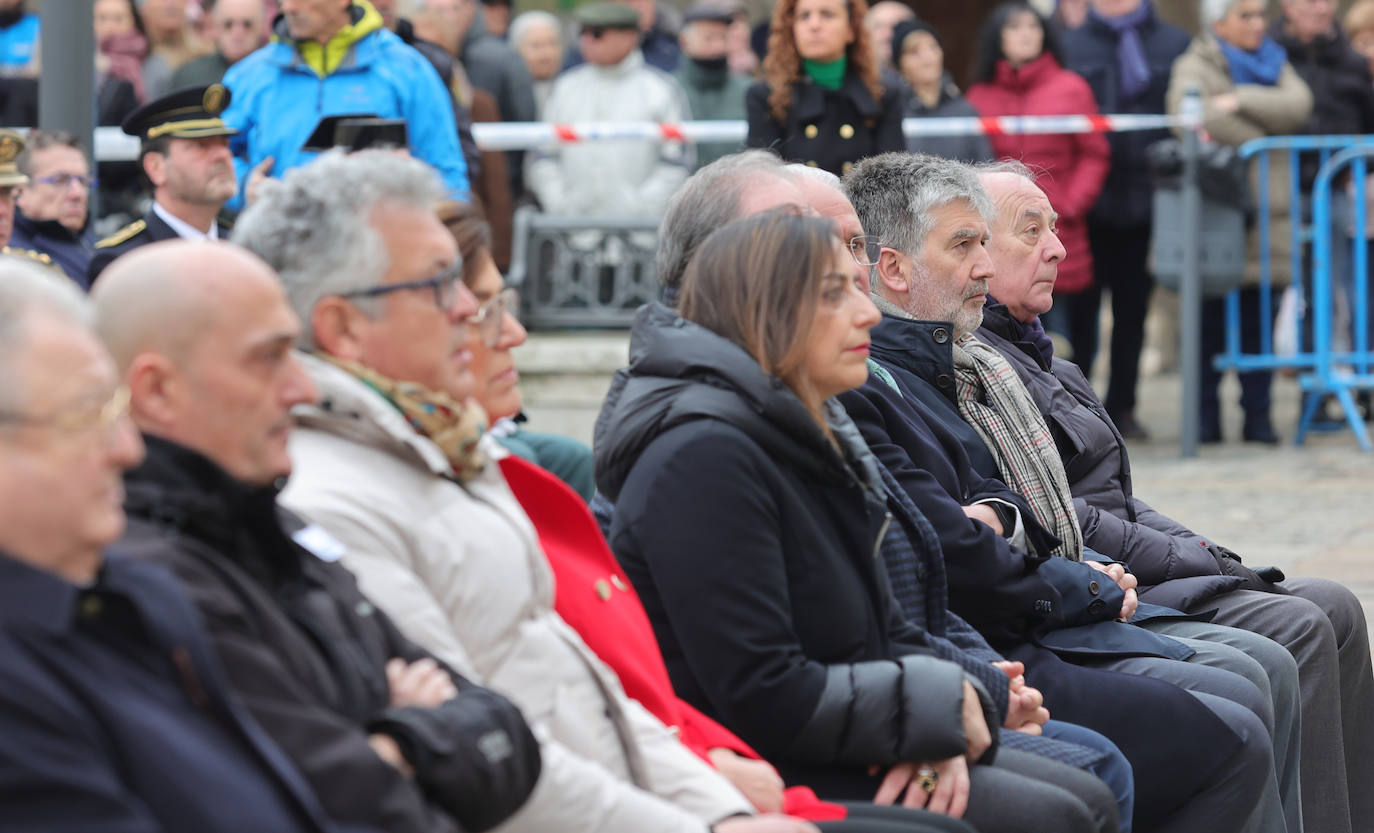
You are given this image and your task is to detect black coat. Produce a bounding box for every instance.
[842,315,1253,829]
[596,304,994,798]
[1060,10,1190,228]
[1271,22,1374,188]
[840,314,1193,660]
[118,435,541,833]
[746,73,905,176]
[976,303,1268,610]
[0,551,354,833]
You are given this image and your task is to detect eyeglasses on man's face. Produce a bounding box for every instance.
[0,385,131,439]
[339,262,464,311]
[848,234,881,268]
[33,173,97,190]
[468,287,519,347]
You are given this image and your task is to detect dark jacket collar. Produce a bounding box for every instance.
[868,313,958,400]
[14,209,87,243]
[791,71,882,125]
[1270,19,1348,61]
[0,550,84,632]
[122,434,301,583]
[979,301,1054,370]
[595,303,871,500]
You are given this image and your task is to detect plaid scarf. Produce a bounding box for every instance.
[950,335,1083,560]
[318,354,488,482]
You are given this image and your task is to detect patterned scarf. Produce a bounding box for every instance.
[318,354,488,482]
[950,335,1083,560]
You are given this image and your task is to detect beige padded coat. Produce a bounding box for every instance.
[281,354,751,833]
[1166,34,1314,287]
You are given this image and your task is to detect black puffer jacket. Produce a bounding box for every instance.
[120,435,541,833]
[976,303,1263,611]
[596,304,995,796]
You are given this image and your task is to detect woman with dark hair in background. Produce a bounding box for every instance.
[892,19,993,163]
[745,0,904,175]
[597,210,1120,833]
[966,2,1109,376]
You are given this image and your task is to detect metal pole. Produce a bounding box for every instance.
[1179,87,1204,458]
[38,2,94,156]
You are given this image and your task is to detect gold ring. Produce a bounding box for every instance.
[917,766,939,793]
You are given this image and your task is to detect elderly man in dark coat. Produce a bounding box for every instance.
[974,160,1374,833]
[92,240,543,833]
[0,255,361,833]
[840,151,1304,833]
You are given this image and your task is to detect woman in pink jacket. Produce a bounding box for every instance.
[966,2,1110,372]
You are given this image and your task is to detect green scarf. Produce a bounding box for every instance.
[803,55,847,90]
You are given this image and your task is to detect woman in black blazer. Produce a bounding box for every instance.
[745,0,905,176]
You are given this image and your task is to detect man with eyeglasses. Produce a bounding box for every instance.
[237,148,823,833]
[170,0,268,89]
[95,237,545,833]
[10,131,96,289]
[89,85,241,286]
[0,255,375,832]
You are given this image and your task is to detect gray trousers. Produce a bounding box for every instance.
[1081,624,1281,833]
[964,748,1121,833]
[1185,577,1374,833]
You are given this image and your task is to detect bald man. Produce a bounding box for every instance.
[93,240,543,833]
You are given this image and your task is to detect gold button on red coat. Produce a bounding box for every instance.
[611,574,629,592]
[595,579,612,601]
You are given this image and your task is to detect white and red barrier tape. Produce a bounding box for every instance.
[84,112,1200,161]
[465,112,1201,151]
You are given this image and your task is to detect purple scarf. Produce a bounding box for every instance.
[1090,0,1153,99]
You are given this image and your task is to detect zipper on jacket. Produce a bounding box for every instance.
[871,510,893,562]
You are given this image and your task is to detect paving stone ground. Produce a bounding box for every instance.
[517,331,1374,645]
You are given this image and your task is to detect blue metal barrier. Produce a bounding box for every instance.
[1303,144,1374,449]
[1220,136,1374,449]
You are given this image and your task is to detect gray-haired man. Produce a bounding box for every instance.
[838,152,1290,833]
[234,149,824,833]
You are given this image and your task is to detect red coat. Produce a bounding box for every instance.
[497,454,845,821]
[966,53,1111,294]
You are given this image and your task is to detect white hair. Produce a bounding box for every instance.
[1201,0,1267,28]
[509,10,562,48]
[0,257,93,411]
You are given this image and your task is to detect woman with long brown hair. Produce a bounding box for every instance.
[596,210,1120,833]
[745,0,904,176]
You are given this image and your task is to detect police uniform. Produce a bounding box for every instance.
[0,128,48,269]
[88,85,237,286]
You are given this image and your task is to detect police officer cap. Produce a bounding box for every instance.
[575,2,640,30]
[0,130,26,187]
[121,84,238,141]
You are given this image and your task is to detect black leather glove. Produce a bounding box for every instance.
[370,685,542,832]
[1203,542,1290,595]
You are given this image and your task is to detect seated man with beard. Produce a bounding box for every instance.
[972,159,1373,833]
[839,152,1292,833]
